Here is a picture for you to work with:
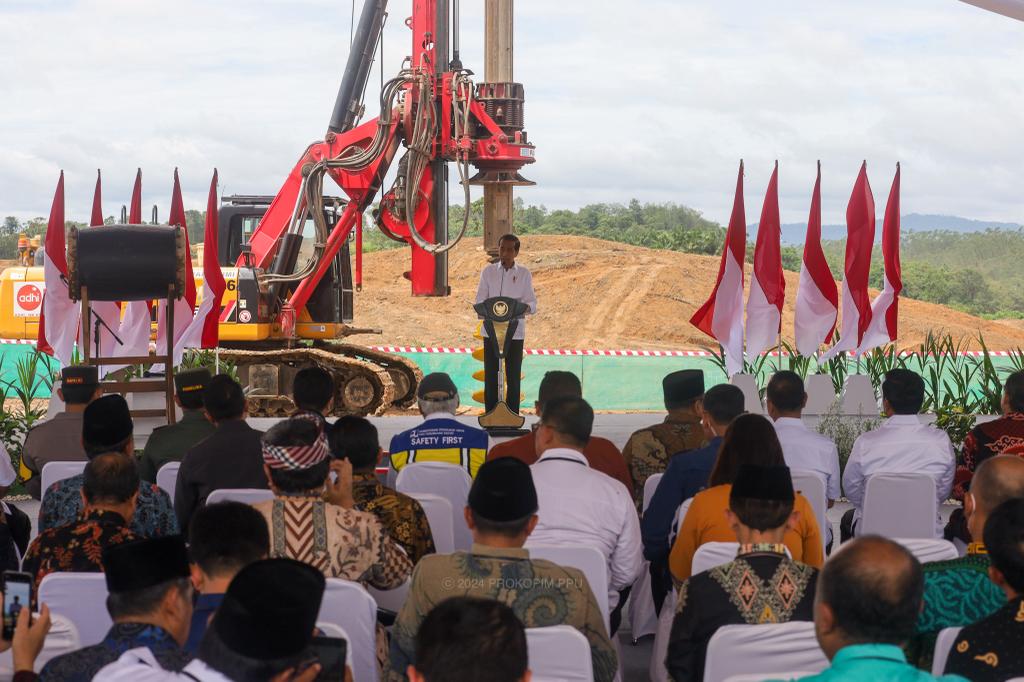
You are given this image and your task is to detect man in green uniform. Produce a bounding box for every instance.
[137,369,215,483]
[387,458,617,682]
[23,365,102,499]
[622,369,706,510]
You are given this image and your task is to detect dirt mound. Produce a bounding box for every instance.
[347,235,1024,351]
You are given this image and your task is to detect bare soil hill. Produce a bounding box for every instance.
[348,235,1024,350]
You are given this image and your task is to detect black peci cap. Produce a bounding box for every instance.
[468,458,538,522]
[103,536,190,593]
[174,368,212,397]
[82,394,133,449]
[663,370,705,409]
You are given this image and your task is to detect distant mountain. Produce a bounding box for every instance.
[759,213,1022,245]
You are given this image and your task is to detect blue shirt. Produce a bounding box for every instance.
[388,414,489,478]
[641,437,720,562]
[39,622,191,681]
[771,643,969,681]
[186,593,224,655]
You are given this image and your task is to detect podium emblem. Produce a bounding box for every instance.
[492,300,509,318]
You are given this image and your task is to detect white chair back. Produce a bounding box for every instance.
[650,588,676,682]
[895,538,959,563]
[803,374,837,416]
[703,622,828,682]
[205,488,275,506]
[860,473,937,538]
[724,674,817,682]
[693,542,792,576]
[790,470,828,551]
[840,375,877,415]
[367,579,411,616]
[395,462,472,551]
[0,613,80,674]
[730,374,764,414]
[528,544,610,629]
[627,566,658,643]
[37,573,111,647]
[40,461,86,500]
[155,462,181,503]
[405,493,455,555]
[932,626,962,675]
[314,622,354,668]
[526,625,594,682]
[318,578,378,682]
[643,473,663,514]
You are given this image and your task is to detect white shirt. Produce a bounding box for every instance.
[94,647,232,681]
[773,417,841,501]
[525,447,643,612]
[474,262,537,340]
[842,414,955,536]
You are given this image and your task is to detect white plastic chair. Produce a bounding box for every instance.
[895,538,959,563]
[840,375,877,416]
[405,493,455,555]
[314,622,354,669]
[932,626,963,676]
[395,462,473,551]
[367,579,410,617]
[37,573,111,647]
[0,613,79,674]
[629,473,665,642]
[860,473,938,538]
[40,461,86,500]
[790,470,828,551]
[703,622,828,682]
[205,488,275,506]
[730,374,764,414]
[528,544,610,630]
[803,374,837,416]
[526,625,594,682]
[650,588,676,682]
[318,578,378,682]
[693,542,792,576]
[724,673,816,682]
[155,462,180,503]
[643,473,664,513]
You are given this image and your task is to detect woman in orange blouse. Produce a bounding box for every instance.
[668,414,824,581]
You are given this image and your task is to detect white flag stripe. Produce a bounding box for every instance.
[711,252,745,377]
[745,275,781,358]
[857,272,898,355]
[818,281,861,364]
[794,262,839,357]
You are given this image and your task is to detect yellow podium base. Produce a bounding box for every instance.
[478,400,527,435]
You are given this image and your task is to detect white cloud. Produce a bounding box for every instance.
[0,0,1021,227]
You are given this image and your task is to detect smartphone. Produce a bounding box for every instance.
[310,635,347,681]
[2,572,32,640]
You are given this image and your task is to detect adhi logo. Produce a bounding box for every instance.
[14,282,45,317]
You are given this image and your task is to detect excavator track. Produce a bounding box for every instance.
[312,340,423,408]
[216,346,402,417]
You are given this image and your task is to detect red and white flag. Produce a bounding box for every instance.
[820,162,876,362]
[857,163,902,354]
[156,169,197,366]
[794,161,839,357]
[81,170,126,374]
[37,171,81,366]
[691,161,746,377]
[745,161,785,358]
[175,170,225,354]
[114,169,155,361]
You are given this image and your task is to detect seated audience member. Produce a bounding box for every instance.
[388,373,488,478]
[40,395,177,538]
[254,416,411,588]
[782,536,966,682]
[947,370,1024,541]
[666,464,818,681]
[668,414,823,582]
[623,369,706,510]
[22,365,100,499]
[388,458,617,682]
[24,453,139,586]
[0,602,52,680]
[643,384,745,610]
[409,597,529,682]
[39,536,193,681]
[910,455,1024,667]
[138,369,215,483]
[841,369,954,541]
[945,498,1024,681]
[185,502,270,655]
[767,371,841,548]
[526,396,642,632]
[93,558,327,681]
[487,370,633,491]
[330,416,435,564]
[291,366,334,424]
[174,374,267,535]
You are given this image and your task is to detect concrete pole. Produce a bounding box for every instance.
[483,0,514,257]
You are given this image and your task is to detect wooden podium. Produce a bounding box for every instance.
[475,296,529,435]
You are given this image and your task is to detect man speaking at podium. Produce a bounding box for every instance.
[475,233,537,414]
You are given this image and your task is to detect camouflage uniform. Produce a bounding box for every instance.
[623,412,706,511]
[387,544,617,682]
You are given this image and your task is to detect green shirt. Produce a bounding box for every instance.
[771,644,968,681]
[137,410,216,483]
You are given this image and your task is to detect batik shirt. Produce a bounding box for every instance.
[954,412,1024,499]
[352,473,436,564]
[667,545,818,682]
[622,412,705,511]
[945,596,1024,681]
[252,494,412,588]
[39,474,178,538]
[908,544,1005,669]
[387,544,617,682]
[22,509,137,587]
[39,622,191,681]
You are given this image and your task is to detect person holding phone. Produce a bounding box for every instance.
[0,596,52,682]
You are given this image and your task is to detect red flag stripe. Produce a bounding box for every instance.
[846,162,876,344]
[90,170,103,227]
[752,161,784,309]
[882,164,902,339]
[129,169,142,224]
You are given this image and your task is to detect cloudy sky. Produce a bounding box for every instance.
[1,0,1021,227]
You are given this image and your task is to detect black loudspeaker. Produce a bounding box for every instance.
[67,224,187,302]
